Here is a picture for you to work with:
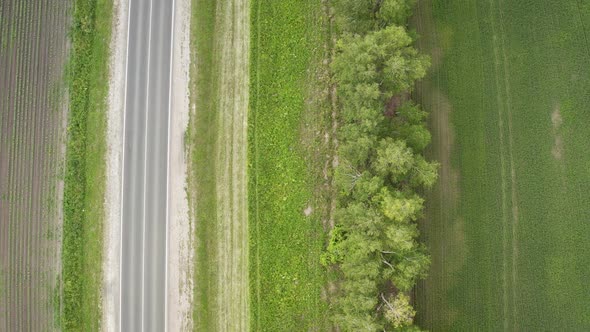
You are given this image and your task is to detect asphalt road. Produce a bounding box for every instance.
[120,0,174,330]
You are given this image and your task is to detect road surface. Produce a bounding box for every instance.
[119,0,174,330]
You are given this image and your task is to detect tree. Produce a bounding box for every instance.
[334,0,417,34]
[378,0,417,27]
[337,203,383,236]
[399,124,431,152]
[351,173,385,203]
[393,102,432,152]
[335,231,383,330]
[383,222,419,252]
[388,246,430,291]
[333,0,379,34]
[329,4,436,330]
[395,101,428,125]
[372,138,415,183]
[338,134,377,169]
[382,293,416,328]
[379,188,424,223]
[409,156,439,189]
[368,137,438,189]
[333,25,430,106]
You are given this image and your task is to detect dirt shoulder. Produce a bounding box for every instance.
[103,0,127,330]
[167,0,194,329]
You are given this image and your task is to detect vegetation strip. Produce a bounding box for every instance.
[61,0,112,329]
[323,0,438,330]
[249,0,333,330]
[188,0,219,329]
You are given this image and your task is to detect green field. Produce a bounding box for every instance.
[249,0,333,330]
[412,0,590,330]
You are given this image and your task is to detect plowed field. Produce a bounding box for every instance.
[0,0,69,330]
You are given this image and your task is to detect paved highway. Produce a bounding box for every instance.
[120,0,174,330]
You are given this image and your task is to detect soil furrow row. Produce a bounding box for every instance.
[9,1,30,327]
[0,0,67,329]
[0,1,16,325]
[1,1,18,327]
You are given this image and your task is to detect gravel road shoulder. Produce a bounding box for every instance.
[103,0,127,329]
[167,0,194,329]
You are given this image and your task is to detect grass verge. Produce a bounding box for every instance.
[61,0,112,329]
[249,1,333,330]
[188,0,219,329]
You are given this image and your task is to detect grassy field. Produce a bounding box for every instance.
[249,0,334,330]
[61,0,112,329]
[0,0,69,330]
[412,0,590,330]
[188,0,250,330]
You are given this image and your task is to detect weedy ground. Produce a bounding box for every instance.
[61,0,112,329]
[248,0,335,330]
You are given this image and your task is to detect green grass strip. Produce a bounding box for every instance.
[188,0,219,329]
[61,0,112,330]
[249,1,331,330]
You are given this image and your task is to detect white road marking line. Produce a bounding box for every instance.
[118,0,132,330]
[164,0,176,330]
[141,0,155,330]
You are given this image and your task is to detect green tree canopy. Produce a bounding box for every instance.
[387,246,430,291]
[334,0,417,34]
[409,156,439,189]
[392,102,432,152]
[333,25,430,106]
[378,188,424,223]
[372,138,415,183]
[328,1,436,329]
[382,293,416,328]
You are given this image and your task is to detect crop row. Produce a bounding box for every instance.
[413,0,590,330]
[0,0,69,330]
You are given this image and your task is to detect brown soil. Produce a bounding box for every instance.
[384,93,409,118]
[0,0,70,330]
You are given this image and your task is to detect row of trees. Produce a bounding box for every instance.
[325,1,437,330]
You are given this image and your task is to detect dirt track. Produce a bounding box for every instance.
[213,0,250,329]
[189,0,250,330]
[0,0,69,330]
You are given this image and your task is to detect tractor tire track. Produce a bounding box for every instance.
[214,0,250,330]
[489,0,520,329]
